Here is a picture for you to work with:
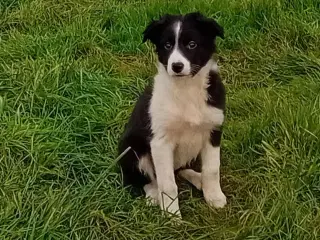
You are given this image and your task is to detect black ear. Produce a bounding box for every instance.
[142,14,170,44]
[206,17,224,39]
[142,20,160,43]
[187,12,224,39]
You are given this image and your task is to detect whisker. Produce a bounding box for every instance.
[191,64,202,68]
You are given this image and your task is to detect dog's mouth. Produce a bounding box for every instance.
[163,65,191,78]
[174,73,197,79]
[174,74,187,77]
[172,72,192,78]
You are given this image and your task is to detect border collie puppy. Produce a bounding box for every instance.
[118,12,226,218]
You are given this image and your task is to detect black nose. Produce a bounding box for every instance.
[172,62,184,73]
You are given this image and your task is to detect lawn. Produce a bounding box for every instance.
[0,0,320,239]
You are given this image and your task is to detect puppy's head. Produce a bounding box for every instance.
[143,12,224,77]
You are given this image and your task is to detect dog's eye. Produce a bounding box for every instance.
[164,42,172,50]
[187,41,197,49]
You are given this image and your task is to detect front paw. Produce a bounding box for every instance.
[159,192,181,218]
[204,190,227,208]
[163,208,182,220]
[160,202,182,219]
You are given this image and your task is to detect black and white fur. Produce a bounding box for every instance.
[118,12,226,217]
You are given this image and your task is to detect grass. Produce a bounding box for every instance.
[0,0,320,239]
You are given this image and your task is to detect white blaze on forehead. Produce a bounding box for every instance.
[167,21,191,76]
[174,22,181,45]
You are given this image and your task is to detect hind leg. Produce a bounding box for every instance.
[138,155,159,206]
[143,181,158,206]
[178,169,202,190]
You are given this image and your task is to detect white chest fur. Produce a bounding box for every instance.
[149,63,224,169]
